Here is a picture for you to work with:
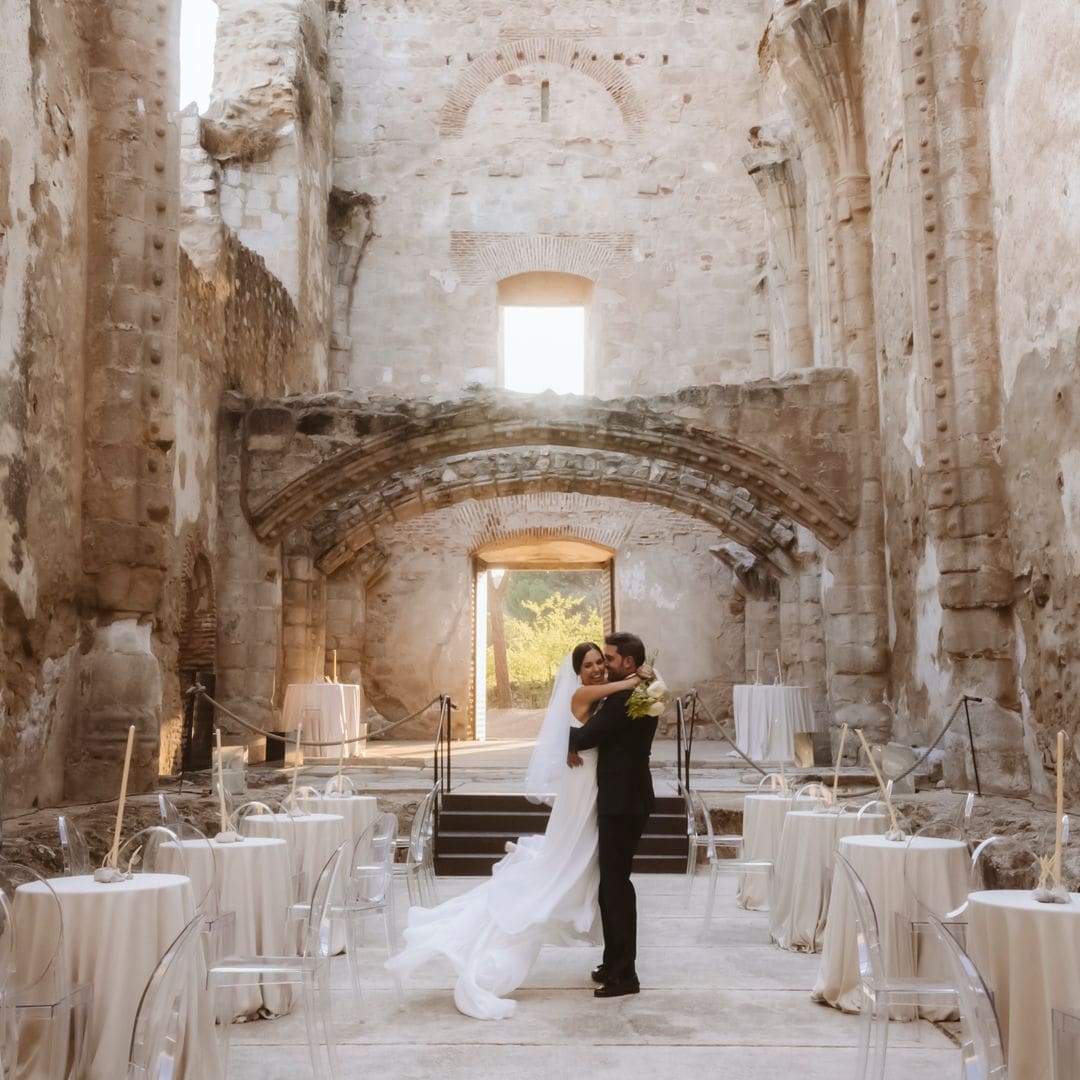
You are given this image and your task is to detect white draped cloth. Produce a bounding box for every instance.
[12,873,221,1080]
[733,685,814,762]
[281,682,364,756]
[769,811,886,953]
[295,794,378,855]
[737,793,792,910]
[968,889,1080,1080]
[812,834,968,1017]
[387,722,600,1019]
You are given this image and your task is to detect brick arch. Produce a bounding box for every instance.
[470,521,629,558]
[450,231,634,286]
[439,37,647,138]
[243,388,859,555]
[305,446,800,575]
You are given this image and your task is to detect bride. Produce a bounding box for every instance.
[385,641,643,1019]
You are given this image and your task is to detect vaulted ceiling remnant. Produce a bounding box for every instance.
[235,369,860,576]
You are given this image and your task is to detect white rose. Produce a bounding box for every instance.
[647,677,667,699]
[647,701,665,717]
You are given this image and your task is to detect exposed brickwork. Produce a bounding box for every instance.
[439,38,647,138]
[449,230,634,286]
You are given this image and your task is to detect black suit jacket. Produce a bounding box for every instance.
[568,688,657,817]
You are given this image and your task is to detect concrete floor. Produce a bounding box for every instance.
[225,872,959,1080]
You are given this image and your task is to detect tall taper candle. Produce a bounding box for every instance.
[832,723,849,799]
[775,648,783,685]
[216,727,230,833]
[1055,730,1065,887]
[108,725,136,868]
[332,649,338,683]
[290,723,303,809]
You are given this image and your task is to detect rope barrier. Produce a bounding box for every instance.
[184,683,442,748]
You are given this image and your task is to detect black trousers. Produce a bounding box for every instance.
[597,812,649,982]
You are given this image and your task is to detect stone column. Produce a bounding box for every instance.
[281,531,327,692]
[743,120,814,372]
[67,0,181,800]
[772,0,892,738]
[894,0,1025,792]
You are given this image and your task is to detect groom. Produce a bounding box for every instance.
[567,631,657,998]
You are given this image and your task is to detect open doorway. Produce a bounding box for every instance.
[472,537,615,741]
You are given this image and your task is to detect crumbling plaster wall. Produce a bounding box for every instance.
[0,0,90,809]
[984,0,1080,789]
[355,495,746,738]
[330,0,768,397]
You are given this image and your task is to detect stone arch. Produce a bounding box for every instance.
[243,390,858,553]
[439,37,647,138]
[306,446,800,575]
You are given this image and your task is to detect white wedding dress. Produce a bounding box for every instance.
[386,663,600,1020]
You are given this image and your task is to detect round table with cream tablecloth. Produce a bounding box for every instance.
[158,836,294,1018]
[239,811,347,951]
[281,682,364,757]
[12,873,221,1080]
[736,792,792,910]
[733,684,815,763]
[296,794,378,858]
[769,810,887,953]
[968,889,1080,1080]
[812,833,968,1018]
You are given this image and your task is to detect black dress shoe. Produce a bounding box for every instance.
[590,965,608,984]
[593,979,640,998]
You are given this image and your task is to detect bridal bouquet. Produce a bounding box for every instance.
[627,665,670,719]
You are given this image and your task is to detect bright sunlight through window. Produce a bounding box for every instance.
[501,306,586,395]
[180,0,218,112]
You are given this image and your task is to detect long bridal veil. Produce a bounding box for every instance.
[523,654,577,805]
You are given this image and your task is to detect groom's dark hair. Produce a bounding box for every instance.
[605,632,645,667]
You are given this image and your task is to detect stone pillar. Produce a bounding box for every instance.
[778,533,828,728]
[215,398,282,762]
[895,0,1025,792]
[68,0,181,798]
[281,531,327,692]
[772,0,892,738]
[744,119,814,372]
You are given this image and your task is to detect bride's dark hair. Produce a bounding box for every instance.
[571,641,603,675]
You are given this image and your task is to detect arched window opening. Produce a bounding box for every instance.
[498,272,592,396]
[180,0,219,112]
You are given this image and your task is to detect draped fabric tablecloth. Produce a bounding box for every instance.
[281,682,364,757]
[159,836,293,1018]
[812,833,968,1018]
[968,889,1080,1080]
[733,685,814,762]
[769,811,886,953]
[736,793,792,910]
[12,873,221,1080]
[295,794,378,859]
[239,812,347,951]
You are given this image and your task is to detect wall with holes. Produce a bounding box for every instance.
[329,0,768,396]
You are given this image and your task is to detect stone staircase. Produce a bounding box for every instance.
[433,792,688,875]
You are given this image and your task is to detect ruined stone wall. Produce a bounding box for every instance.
[356,494,746,737]
[330,0,768,397]
[0,0,91,809]
[984,0,1080,792]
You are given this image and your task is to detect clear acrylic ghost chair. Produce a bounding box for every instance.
[209,843,346,1080]
[834,853,957,1080]
[337,813,399,1004]
[0,862,91,1080]
[55,817,91,877]
[165,822,237,963]
[896,821,969,971]
[856,800,909,835]
[116,826,187,879]
[393,785,439,907]
[156,794,184,828]
[791,782,835,812]
[1053,1008,1080,1080]
[927,914,1006,1079]
[324,774,356,798]
[755,773,790,795]
[703,849,773,932]
[287,787,324,815]
[679,783,741,902]
[127,915,210,1080]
